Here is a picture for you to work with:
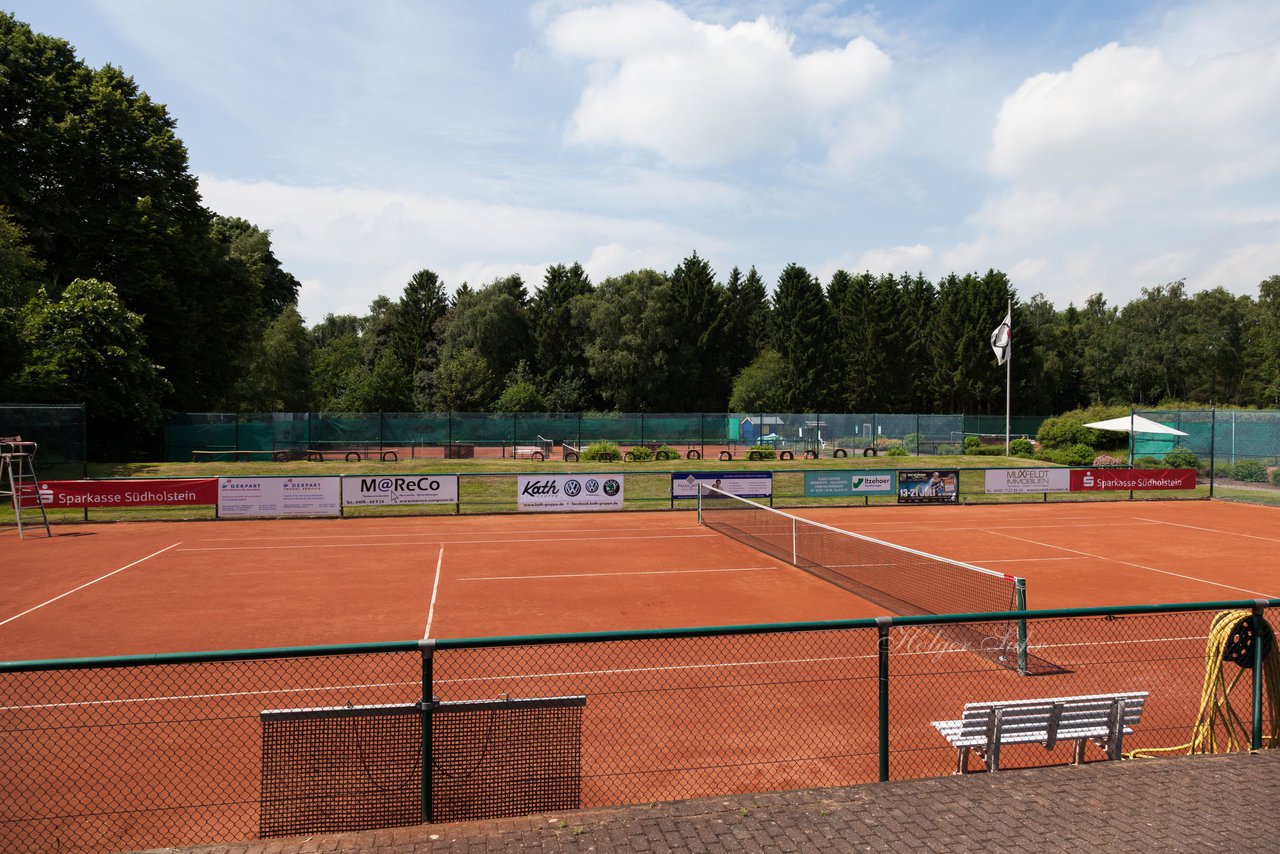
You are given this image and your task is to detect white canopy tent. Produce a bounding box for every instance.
[1082,415,1188,436]
[1083,414,1188,465]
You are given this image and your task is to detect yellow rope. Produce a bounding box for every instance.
[1127,609,1279,759]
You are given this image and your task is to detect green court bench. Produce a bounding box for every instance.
[932,691,1148,773]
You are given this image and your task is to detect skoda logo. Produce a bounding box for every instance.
[584,478,600,494]
[602,479,620,497]
[564,479,582,497]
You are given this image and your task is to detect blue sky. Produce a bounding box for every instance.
[7,0,1280,324]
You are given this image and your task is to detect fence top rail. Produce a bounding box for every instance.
[4,600,1275,673]
[0,639,423,673]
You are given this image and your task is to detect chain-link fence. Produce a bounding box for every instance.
[1134,409,1280,472]
[163,413,983,461]
[0,404,86,474]
[3,601,1276,853]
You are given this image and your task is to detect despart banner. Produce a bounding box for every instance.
[671,472,773,499]
[898,469,960,504]
[804,471,895,497]
[36,479,217,508]
[1070,469,1197,491]
[342,475,458,506]
[517,474,624,512]
[984,469,1073,494]
[218,477,341,517]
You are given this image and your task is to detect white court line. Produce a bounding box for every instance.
[1135,517,1280,545]
[983,529,1278,598]
[460,566,777,581]
[176,533,716,552]
[5,632,1215,712]
[974,557,1088,563]
[0,543,182,628]
[424,546,444,640]
[821,521,1159,535]
[191,525,699,543]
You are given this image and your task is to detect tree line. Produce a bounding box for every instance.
[2,12,1279,458]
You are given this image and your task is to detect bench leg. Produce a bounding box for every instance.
[1072,739,1088,765]
[957,746,971,775]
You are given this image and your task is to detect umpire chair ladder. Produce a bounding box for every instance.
[1,437,51,539]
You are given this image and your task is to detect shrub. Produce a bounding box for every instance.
[963,436,982,453]
[1067,443,1096,466]
[901,433,924,453]
[748,444,776,460]
[581,440,621,462]
[1272,467,1280,488]
[1162,447,1199,470]
[1091,454,1125,467]
[886,445,909,457]
[653,444,680,461]
[1134,456,1162,468]
[1033,448,1073,465]
[627,445,655,461]
[1035,405,1129,451]
[1009,437,1035,458]
[1231,459,1268,483]
[1214,463,1234,479]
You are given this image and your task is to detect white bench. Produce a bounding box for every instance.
[512,445,547,461]
[932,691,1148,774]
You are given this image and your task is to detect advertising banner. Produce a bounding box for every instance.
[217,477,341,517]
[341,474,459,507]
[671,472,774,499]
[803,470,895,497]
[1070,468,1197,491]
[984,468,1073,494]
[36,479,218,508]
[898,469,960,504]
[517,474,624,512]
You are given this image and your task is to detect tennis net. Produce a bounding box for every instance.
[697,485,1034,671]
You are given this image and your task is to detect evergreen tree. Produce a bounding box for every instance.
[770,263,831,410]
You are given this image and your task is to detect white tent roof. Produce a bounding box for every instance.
[1083,415,1188,436]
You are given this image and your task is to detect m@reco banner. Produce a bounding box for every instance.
[984,469,1073,494]
[803,471,895,497]
[671,472,773,499]
[341,475,458,507]
[218,477,341,517]
[1070,468,1197,491]
[518,474,624,512]
[36,479,217,508]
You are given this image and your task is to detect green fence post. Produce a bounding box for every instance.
[877,616,891,782]
[420,639,436,823]
[1252,601,1266,750]
[1016,578,1029,676]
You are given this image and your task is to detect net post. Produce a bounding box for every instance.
[791,517,797,564]
[876,616,891,782]
[1252,600,1267,750]
[419,638,436,823]
[696,483,703,525]
[1015,578,1029,676]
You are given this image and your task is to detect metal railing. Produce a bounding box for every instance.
[2,599,1276,852]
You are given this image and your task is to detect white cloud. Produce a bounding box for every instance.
[198,176,735,323]
[544,0,894,168]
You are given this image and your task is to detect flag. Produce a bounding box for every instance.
[990,311,1011,365]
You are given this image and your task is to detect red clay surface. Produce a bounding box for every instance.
[2,499,1278,660]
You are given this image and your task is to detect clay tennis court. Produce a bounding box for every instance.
[2,499,1278,853]
[3,499,1278,660]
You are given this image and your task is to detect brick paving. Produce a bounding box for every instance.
[146,751,1279,853]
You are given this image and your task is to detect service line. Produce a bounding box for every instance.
[0,543,182,628]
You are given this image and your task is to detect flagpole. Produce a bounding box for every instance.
[1005,297,1011,455]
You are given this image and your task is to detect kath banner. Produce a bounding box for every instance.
[984,469,1073,494]
[35,479,218,508]
[517,474,624,512]
[1070,469,1197,491]
[218,477,341,517]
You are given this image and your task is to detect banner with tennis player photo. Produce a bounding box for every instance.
[897,469,960,504]
[671,472,774,499]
